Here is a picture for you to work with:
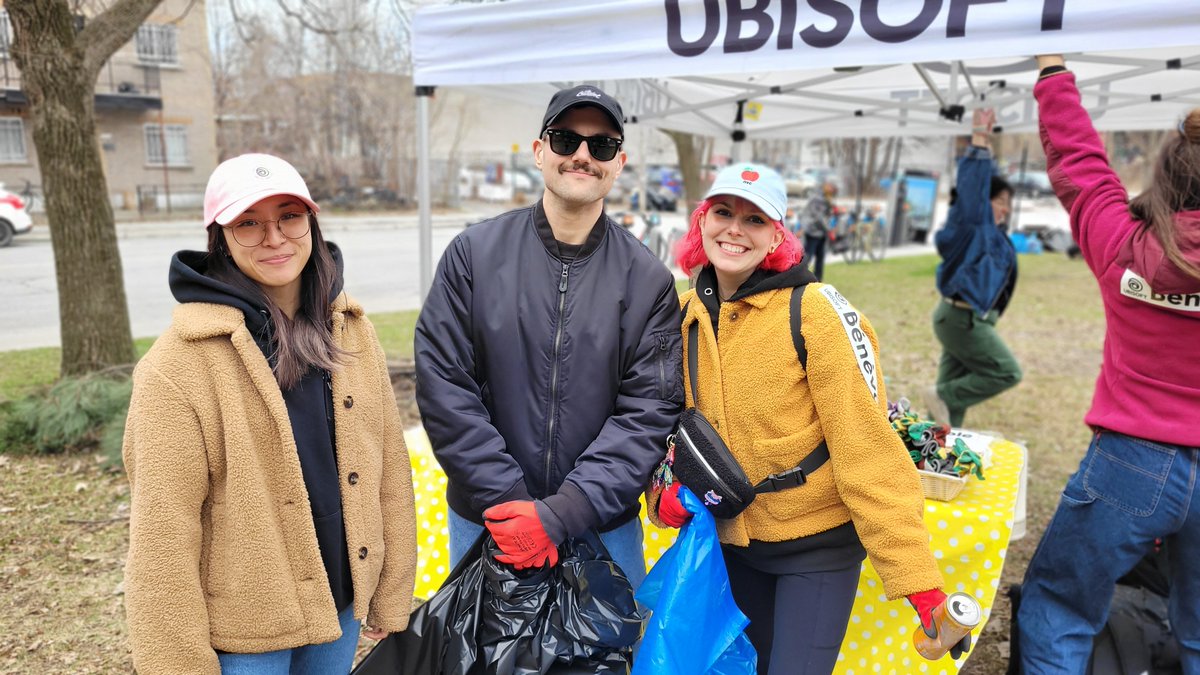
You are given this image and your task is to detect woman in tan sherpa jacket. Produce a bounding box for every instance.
[647,164,961,674]
[123,154,416,674]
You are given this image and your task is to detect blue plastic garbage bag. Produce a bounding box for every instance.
[633,486,757,675]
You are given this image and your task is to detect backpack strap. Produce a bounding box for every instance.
[790,284,808,369]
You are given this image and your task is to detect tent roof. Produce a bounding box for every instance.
[413,0,1200,138]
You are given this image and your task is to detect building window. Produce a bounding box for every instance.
[0,11,12,58]
[0,118,26,163]
[136,24,178,65]
[144,124,189,166]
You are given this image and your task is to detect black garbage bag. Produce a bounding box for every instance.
[353,530,641,675]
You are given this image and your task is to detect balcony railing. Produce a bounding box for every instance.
[0,57,161,109]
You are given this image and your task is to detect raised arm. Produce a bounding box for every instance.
[1033,53,1133,271]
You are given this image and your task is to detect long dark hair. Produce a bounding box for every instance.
[1128,108,1200,281]
[205,214,348,390]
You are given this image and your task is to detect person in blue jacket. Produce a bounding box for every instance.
[927,108,1022,427]
[414,85,683,588]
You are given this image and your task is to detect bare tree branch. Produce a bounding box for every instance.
[163,0,199,25]
[274,0,364,37]
[77,0,163,75]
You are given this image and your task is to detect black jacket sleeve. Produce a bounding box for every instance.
[414,235,532,513]
[542,271,684,537]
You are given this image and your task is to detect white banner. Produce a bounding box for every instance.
[413,0,1200,87]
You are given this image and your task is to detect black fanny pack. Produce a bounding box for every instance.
[668,316,829,520]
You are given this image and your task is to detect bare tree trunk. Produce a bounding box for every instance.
[661,129,707,208]
[8,0,161,375]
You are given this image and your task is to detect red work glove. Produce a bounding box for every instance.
[483,501,560,569]
[907,588,972,659]
[657,483,691,529]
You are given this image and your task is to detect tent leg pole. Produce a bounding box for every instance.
[639,125,649,216]
[416,85,435,303]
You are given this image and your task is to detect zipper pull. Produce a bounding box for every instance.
[659,335,668,351]
[558,263,570,292]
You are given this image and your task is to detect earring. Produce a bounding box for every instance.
[768,245,777,254]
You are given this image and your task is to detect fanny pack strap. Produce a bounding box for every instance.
[685,308,829,495]
[687,320,700,405]
[753,440,830,494]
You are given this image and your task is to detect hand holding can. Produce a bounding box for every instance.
[912,592,980,660]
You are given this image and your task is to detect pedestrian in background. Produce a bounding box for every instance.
[799,181,837,280]
[123,153,417,674]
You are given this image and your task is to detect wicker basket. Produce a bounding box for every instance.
[918,469,969,501]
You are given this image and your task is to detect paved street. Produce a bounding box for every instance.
[1,214,475,350]
[1,198,1063,351]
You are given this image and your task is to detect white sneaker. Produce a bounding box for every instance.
[923,384,951,423]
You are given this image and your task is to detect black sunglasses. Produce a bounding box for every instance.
[544,129,623,162]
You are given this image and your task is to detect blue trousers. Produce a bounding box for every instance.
[1017,430,1200,674]
[217,605,360,674]
[448,507,648,591]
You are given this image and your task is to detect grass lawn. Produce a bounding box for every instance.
[0,252,1104,673]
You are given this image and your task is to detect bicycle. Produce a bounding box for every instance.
[834,206,889,264]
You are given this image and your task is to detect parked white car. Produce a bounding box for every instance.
[0,184,33,247]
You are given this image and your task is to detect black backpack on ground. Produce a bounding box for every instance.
[1006,540,1181,675]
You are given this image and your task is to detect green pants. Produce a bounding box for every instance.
[932,301,1022,427]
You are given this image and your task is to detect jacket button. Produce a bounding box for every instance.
[730,312,739,321]
[343,395,354,409]
[348,472,359,486]
[358,547,368,560]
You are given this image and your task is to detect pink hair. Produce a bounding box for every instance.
[674,197,803,274]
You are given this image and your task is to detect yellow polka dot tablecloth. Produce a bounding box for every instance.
[832,431,1024,674]
[405,427,1023,673]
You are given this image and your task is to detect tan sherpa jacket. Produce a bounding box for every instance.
[123,294,417,674]
[649,282,942,600]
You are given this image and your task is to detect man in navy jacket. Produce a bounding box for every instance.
[929,108,1022,428]
[415,86,683,588]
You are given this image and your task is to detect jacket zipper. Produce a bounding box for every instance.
[677,424,743,507]
[984,249,1015,314]
[544,262,570,491]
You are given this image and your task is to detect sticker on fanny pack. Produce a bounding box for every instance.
[819,285,880,401]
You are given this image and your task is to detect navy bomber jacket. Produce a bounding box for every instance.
[415,201,684,538]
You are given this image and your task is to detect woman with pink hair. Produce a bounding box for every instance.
[647,164,958,674]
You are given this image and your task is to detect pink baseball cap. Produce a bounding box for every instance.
[203,153,320,226]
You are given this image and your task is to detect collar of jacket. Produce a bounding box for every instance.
[170,292,363,343]
[695,262,817,316]
[533,199,608,260]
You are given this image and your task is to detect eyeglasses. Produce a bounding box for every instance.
[544,129,623,162]
[223,211,312,247]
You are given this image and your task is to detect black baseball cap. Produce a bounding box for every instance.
[540,85,625,138]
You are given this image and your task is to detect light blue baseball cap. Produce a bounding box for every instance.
[703,163,787,222]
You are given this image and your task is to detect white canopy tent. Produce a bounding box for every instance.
[411,0,1200,298]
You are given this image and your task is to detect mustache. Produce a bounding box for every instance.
[560,161,600,177]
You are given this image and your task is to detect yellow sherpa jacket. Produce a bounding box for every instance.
[650,272,942,600]
[123,294,417,674]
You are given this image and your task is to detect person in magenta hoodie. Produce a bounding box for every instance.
[1017,54,1200,673]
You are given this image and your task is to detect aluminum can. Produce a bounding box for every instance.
[912,592,981,660]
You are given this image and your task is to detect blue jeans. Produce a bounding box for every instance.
[448,507,648,591]
[1017,431,1200,674]
[217,605,360,674]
